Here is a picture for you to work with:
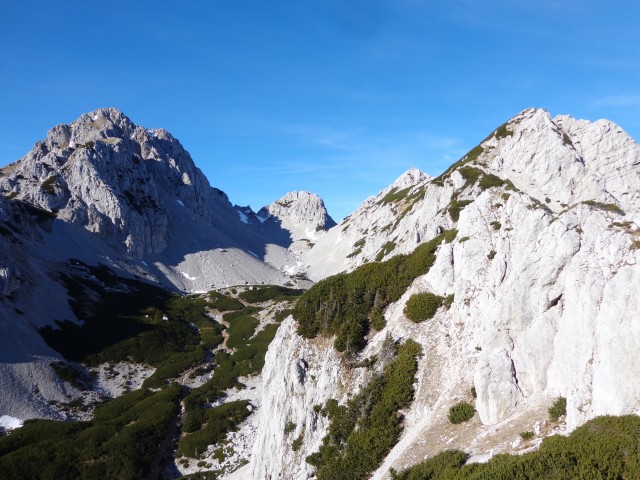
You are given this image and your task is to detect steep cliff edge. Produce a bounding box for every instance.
[244,108,640,478]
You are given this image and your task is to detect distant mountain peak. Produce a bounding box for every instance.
[258,190,336,243]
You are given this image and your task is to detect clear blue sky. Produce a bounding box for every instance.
[1,1,639,220]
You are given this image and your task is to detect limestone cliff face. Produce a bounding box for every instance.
[244,109,640,478]
[259,191,336,242]
[0,108,230,258]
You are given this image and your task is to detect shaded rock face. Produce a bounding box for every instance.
[259,191,336,242]
[0,108,228,258]
[246,109,640,478]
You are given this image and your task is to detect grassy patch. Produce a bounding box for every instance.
[0,384,182,480]
[379,186,412,205]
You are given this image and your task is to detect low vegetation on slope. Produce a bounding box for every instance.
[391,415,640,480]
[40,261,216,367]
[307,338,422,480]
[0,384,182,480]
[6,265,299,476]
[293,230,457,353]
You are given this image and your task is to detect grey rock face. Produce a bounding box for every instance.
[258,190,336,242]
[0,108,231,258]
[245,109,640,478]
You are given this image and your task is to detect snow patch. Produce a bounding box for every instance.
[181,271,198,281]
[237,210,249,224]
[0,415,23,431]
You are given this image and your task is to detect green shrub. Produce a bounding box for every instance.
[520,431,534,440]
[41,176,58,195]
[549,396,567,422]
[180,322,279,445]
[50,362,90,390]
[142,347,206,388]
[274,308,293,322]
[239,285,303,303]
[390,450,469,480]
[208,291,244,311]
[479,173,505,190]
[0,384,182,479]
[178,401,250,458]
[380,186,412,205]
[40,264,201,366]
[292,434,304,451]
[582,200,624,215]
[392,415,640,479]
[375,241,397,261]
[225,313,259,349]
[448,401,475,424]
[458,167,483,188]
[284,421,296,435]
[404,293,445,323]
[306,340,422,480]
[495,124,513,139]
[448,199,473,222]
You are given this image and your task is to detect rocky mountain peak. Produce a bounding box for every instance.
[0,109,227,258]
[474,108,639,215]
[258,190,336,242]
[391,167,431,189]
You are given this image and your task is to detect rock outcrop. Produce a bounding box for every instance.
[258,190,336,242]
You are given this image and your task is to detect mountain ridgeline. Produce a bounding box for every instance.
[1,107,640,479]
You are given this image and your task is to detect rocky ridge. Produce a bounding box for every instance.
[240,108,640,478]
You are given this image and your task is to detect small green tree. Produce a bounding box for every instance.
[549,397,567,422]
[370,308,385,331]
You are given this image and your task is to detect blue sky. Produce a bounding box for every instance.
[1,1,639,220]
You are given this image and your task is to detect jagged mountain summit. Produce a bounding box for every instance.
[1,107,640,480]
[0,108,333,292]
[259,191,336,242]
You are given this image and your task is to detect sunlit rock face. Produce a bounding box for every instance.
[245,108,640,478]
